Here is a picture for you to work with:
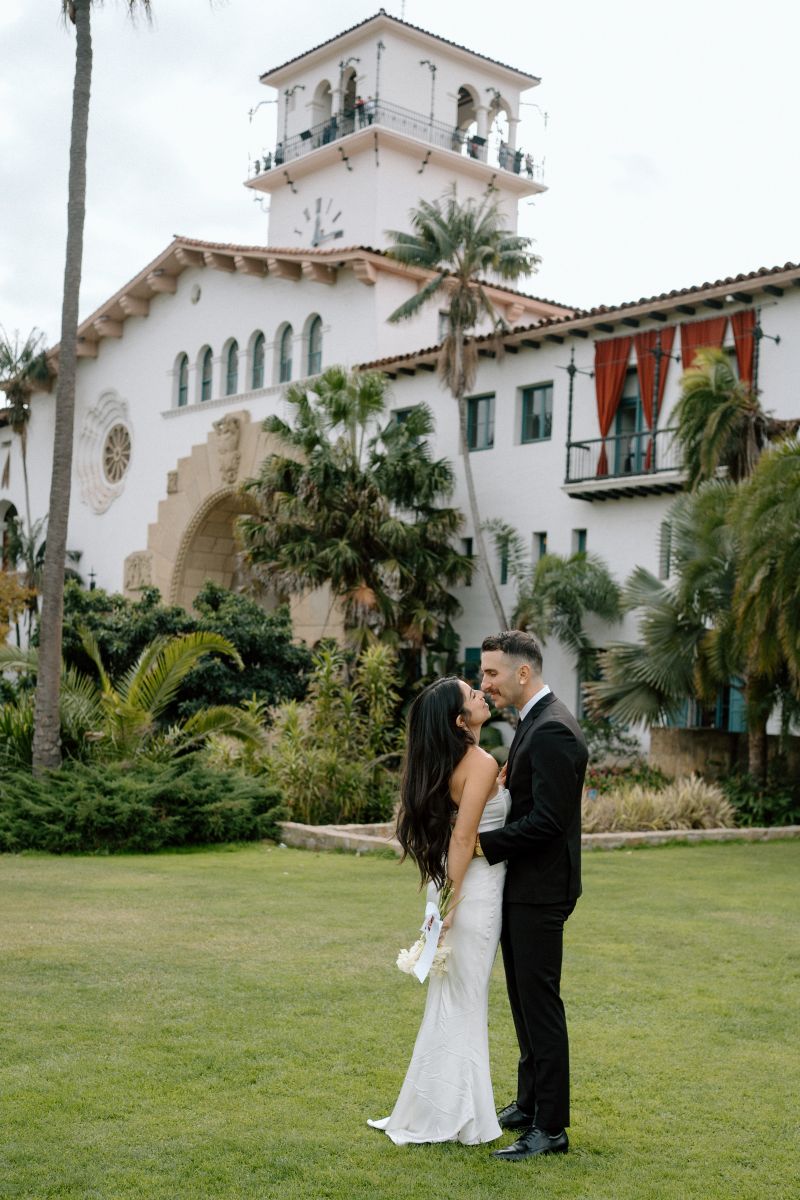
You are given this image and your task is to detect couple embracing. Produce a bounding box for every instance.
[369,630,588,1160]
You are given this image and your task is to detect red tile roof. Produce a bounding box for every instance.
[358,259,800,371]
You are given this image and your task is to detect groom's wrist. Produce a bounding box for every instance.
[473,836,485,858]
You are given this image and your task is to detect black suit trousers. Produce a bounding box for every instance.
[500,899,575,1131]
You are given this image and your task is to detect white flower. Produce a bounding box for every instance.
[430,945,452,976]
[396,937,424,974]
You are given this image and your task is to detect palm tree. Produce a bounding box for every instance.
[584,479,796,781]
[33,1,152,771]
[674,348,799,490]
[487,520,621,677]
[239,366,471,672]
[1,628,262,763]
[385,188,541,629]
[0,328,54,534]
[732,439,800,771]
[4,513,83,637]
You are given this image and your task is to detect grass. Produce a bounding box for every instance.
[1,841,798,1200]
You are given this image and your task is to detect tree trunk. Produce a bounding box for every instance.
[32,0,92,772]
[747,716,768,784]
[452,332,508,631]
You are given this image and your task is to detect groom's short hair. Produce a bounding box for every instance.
[481,630,543,675]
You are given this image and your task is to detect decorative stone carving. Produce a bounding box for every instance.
[77,390,133,513]
[124,551,153,593]
[166,470,178,494]
[213,413,242,484]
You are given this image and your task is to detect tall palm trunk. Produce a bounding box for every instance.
[32,0,92,771]
[747,719,768,784]
[453,330,508,631]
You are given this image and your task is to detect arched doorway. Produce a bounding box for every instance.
[0,500,18,569]
[126,410,344,644]
[170,487,262,611]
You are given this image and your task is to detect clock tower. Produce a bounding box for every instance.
[246,10,545,250]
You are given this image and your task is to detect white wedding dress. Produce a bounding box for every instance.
[369,786,510,1144]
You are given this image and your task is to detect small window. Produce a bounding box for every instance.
[438,310,450,341]
[393,408,413,425]
[466,393,494,451]
[177,353,189,408]
[251,332,265,389]
[464,647,481,685]
[200,348,213,402]
[521,383,553,442]
[225,340,239,396]
[279,325,293,383]
[462,537,474,586]
[534,531,547,561]
[307,316,322,376]
[659,520,672,579]
[572,528,587,555]
[615,369,645,474]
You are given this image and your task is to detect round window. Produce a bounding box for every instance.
[102,423,132,484]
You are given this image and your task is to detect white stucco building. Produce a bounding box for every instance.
[2,10,799,728]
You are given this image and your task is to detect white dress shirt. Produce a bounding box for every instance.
[517,684,551,725]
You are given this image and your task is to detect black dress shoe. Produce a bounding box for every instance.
[496,1102,535,1131]
[492,1125,569,1160]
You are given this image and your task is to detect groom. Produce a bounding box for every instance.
[477,630,587,1160]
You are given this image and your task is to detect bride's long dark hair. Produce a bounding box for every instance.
[396,677,474,889]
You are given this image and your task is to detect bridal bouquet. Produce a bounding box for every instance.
[396,881,459,983]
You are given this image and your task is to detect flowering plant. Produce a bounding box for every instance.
[396,881,459,982]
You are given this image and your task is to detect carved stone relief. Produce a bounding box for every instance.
[212,413,244,485]
[77,390,133,513]
[124,550,153,593]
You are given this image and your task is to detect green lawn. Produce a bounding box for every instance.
[1,841,797,1200]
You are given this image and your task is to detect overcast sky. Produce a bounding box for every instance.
[2,0,798,346]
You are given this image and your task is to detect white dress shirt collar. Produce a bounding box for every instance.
[517,684,551,725]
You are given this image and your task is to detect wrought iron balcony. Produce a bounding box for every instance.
[250,100,544,181]
[564,427,684,500]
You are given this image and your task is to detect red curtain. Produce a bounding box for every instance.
[731,309,756,386]
[680,317,727,369]
[594,336,632,476]
[634,327,676,468]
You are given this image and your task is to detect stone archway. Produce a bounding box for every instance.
[170,486,259,611]
[123,409,343,644]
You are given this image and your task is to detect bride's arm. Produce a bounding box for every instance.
[443,753,499,929]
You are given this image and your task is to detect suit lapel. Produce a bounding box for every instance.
[506,693,557,776]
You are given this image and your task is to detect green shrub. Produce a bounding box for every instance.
[721,770,800,827]
[584,759,670,795]
[263,643,403,825]
[582,774,736,833]
[0,759,287,853]
[48,580,312,721]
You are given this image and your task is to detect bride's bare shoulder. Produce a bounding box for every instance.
[450,745,499,804]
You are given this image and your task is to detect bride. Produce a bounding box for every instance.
[369,676,509,1145]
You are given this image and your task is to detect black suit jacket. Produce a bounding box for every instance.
[480,693,587,905]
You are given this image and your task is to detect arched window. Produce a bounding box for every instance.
[176,353,189,407]
[200,347,213,402]
[251,332,265,389]
[225,340,239,396]
[307,315,323,376]
[279,325,293,383]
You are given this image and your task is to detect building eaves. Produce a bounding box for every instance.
[44,236,572,362]
[358,259,800,374]
[259,10,540,86]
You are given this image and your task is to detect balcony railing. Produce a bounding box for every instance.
[566,427,683,484]
[251,100,544,181]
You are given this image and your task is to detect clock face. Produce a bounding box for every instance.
[293,196,344,247]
